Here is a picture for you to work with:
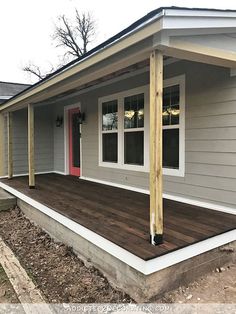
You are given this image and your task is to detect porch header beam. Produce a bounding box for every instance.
[28,104,35,188]
[149,50,164,245]
[7,112,13,179]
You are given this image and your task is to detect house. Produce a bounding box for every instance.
[0,7,235,301]
[0,81,30,104]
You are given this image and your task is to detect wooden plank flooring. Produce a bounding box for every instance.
[1,174,236,260]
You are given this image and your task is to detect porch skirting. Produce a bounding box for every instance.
[17,198,236,302]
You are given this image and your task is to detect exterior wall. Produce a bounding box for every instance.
[164,61,236,209]
[5,60,236,211]
[53,60,236,210]
[3,105,54,175]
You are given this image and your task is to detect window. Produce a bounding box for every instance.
[99,86,149,171]
[163,76,185,176]
[163,85,180,170]
[124,94,144,165]
[101,100,118,163]
[99,75,185,176]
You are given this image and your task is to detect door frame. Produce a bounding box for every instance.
[64,103,82,176]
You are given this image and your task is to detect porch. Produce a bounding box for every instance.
[1,173,235,261]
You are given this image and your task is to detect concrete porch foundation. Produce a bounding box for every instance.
[17,198,236,302]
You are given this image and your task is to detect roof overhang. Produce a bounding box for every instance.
[1,7,236,112]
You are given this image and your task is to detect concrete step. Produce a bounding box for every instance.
[0,188,16,211]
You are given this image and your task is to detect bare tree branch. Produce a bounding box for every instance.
[23,10,96,81]
[53,10,95,59]
[23,62,56,81]
[22,64,45,80]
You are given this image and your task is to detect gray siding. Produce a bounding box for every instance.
[4,60,236,211]
[75,61,236,210]
[3,105,54,175]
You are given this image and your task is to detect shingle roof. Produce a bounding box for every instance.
[0,81,30,104]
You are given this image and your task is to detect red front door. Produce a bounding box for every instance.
[69,108,81,176]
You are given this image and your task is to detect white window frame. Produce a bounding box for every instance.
[98,85,150,172]
[163,75,185,177]
[98,74,185,176]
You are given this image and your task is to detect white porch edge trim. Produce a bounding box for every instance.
[80,175,236,216]
[0,180,235,275]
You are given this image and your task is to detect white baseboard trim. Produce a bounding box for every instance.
[0,171,66,180]
[79,176,149,194]
[53,171,67,175]
[0,180,235,275]
[1,173,235,216]
[80,175,236,216]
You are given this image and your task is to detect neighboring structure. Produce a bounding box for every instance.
[0,81,30,104]
[0,7,235,300]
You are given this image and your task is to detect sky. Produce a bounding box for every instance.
[1,0,236,84]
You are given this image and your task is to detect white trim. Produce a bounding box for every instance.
[98,75,185,176]
[163,74,185,177]
[53,170,67,175]
[80,175,149,195]
[163,192,236,216]
[0,170,67,179]
[98,85,150,172]
[64,103,82,176]
[80,175,236,216]
[0,180,235,276]
[0,171,55,179]
[1,170,235,216]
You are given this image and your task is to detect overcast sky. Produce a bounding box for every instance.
[1,0,236,84]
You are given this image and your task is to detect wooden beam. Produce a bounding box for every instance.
[149,50,163,245]
[0,113,5,176]
[28,104,35,188]
[7,112,13,179]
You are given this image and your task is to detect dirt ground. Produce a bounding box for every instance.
[159,264,236,303]
[0,207,235,304]
[0,265,18,303]
[0,208,132,303]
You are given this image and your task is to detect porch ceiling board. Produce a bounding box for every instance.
[1,174,235,261]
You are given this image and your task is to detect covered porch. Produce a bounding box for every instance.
[1,173,235,261]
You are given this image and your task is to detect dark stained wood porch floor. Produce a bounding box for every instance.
[1,174,236,261]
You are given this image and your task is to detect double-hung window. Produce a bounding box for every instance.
[124,93,144,166]
[99,86,149,172]
[163,75,185,176]
[99,75,185,176]
[101,100,118,163]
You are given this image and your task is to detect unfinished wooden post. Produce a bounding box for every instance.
[149,50,163,245]
[0,113,5,177]
[7,112,13,179]
[28,104,35,188]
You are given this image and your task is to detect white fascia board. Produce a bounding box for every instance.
[164,8,236,18]
[162,16,236,30]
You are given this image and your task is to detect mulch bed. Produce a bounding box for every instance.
[0,207,133,303]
